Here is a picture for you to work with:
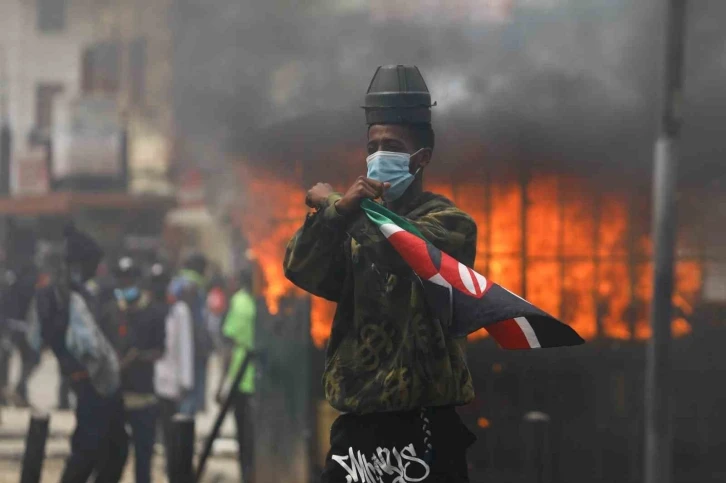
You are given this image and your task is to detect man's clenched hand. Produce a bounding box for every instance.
[335,177,390,216]
[305,183,335,209]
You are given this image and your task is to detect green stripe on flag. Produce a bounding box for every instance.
[360,199,426,240]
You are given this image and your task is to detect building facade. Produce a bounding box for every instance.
[0,0,174,196]
[0,0,177,269]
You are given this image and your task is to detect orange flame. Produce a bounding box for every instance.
[232,165,308,314]
[311,297,336,349]
[233,166,701,348]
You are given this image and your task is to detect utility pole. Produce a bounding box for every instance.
[0,45,10,196]
[0,45,12,266]
[645,1,688,483]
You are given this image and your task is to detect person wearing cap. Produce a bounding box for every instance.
[284,65,477,482]
[0,263,40,407]
[103,256,166,483]
[26,224,128,483]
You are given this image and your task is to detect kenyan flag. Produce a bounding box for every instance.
[361,199,585,350]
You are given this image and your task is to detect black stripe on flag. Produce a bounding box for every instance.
[424,281,583,348]
[523,315,584,348]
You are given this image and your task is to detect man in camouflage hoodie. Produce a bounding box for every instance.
[284,65,477,482]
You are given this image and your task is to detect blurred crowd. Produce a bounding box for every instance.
[0,225,256,483]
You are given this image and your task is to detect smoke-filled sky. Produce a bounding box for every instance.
[170,0,726,186]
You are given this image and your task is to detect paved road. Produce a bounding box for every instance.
[0,350,242,482]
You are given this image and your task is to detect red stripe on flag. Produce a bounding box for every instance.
[387,230,439,279]
[485,319,532,349]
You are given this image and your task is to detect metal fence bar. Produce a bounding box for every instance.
[195,352,254,483]
[645,2,689,483]
[170,415,195,483]
[523,411,552,483]
[20,412,50,483]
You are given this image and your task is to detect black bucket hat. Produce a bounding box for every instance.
[363,65,435,125]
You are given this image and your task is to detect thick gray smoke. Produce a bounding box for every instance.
[170,0,725,185]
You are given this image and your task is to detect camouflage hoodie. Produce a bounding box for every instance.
[284,191,477,414]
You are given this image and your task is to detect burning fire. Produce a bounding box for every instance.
[234,166,702,349]
[232,165,309,314]
[311,298,337,349]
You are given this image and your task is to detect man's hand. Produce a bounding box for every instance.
[305,183,335,209]
[335,177,390,216]
[138,349,163,363]
[120,348,139,370]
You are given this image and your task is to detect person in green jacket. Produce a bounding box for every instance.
[222,269,256,483]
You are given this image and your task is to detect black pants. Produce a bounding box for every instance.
[127,404,158,483]
[233,392,255,483]
[0,343,10,404]
[320,406,475,483]
[60,383,128,483]
[14,337,40,401]
[58,372,71,409]
[158,397,178,480]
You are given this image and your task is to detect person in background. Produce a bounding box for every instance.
[221,269,257,483]
[27,224,127,483]
[0,270,14,406]
[206,272,229,353]
[177,253,212,413]
[206,271,229,404]
[36,247,72,409]
[105,257,166,483]
[5,263,41,407]
[148,262,171,307]
[154,275,195,478]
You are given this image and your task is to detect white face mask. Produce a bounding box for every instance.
[366,150,422,202]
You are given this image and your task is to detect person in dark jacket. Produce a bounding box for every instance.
[221,269,256,483]
[104,256,166,483]
[4,263,41,406]
[148,261,171,306]
[27,224,128,483]
[284,66,477,482]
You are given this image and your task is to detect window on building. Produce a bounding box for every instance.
[80,42,120,94]
[35,83,64,136]
[703,262,726,303]
[129,38,147,106]
[37,0,66,32]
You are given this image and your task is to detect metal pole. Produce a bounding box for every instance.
[593,188,603,337]
[119,115,129,192]
[0,45,11,259]
[645,2,688,483]
[0,123,11,316]
[0,45,10,196]
[170,415,195,483]
[523,411,552,483]
[20,412,50,483]
[0,123,9,196]
[520,161,529,299]
[195,352,254,483]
